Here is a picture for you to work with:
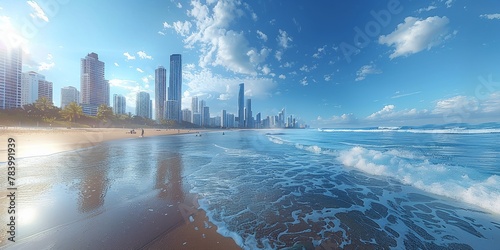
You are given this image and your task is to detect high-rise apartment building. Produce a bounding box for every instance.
[166,54,182,122]
[21,71,44,106]
[238,83,244,127]
[113,94,126,115]
[155,66,166,122]
[61,86,80,108]
[221,109,227,128]
[136,91,150,118]
[38,79,53,104]
[80,52,109,115]
[199,100,205,126]
[182,108,192,123]
[245,98,252,128]
[203,106,210,127]
[0,43,22,109]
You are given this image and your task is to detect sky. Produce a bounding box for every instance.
[1,0,500,127]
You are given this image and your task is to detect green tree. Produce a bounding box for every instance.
[97,104,114,122]
[60,102,83,124]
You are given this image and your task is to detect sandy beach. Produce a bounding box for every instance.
[0,127,241,249]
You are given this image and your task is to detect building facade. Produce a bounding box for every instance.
[155,66,166,122]
[245,98,252,128]
[61,86,80,109]
[136,91,150,118]
[38,79,53,104]
[113,94,126,115]
[21,71,44,106]
[238,83,244,127]
[80,52,109,115]
[166,54,182,122]
[0,43,22,109]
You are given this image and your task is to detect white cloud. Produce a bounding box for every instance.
[158,31,166,36]
[480,92,500,113]
[27,1,49,22]
[312,45,327,59]
[324,74,332,82]
[443,0,454,8]
[332,113,357,123]
[355,64,382,81]
[417,5,437,13]
[163,22,172,28]
[300,77,308,86]
[480,14,500,20]
[247,47,270,65]
[391,91,422,99]
[432,96,479,115]
[137,51,153,60]
[256,30,268,42]
[136,68,144,73]
[124,52,136,60]
[367,105,428,121]
[261,65,271,75]
[38,62,55,71]
[177,2,183,8]
[114,62,119,67]
[379,16,451,59]
[251,12,258,21]
[172,20,192,36]
[279,74,286,79]
[275,51,283,61]
[277,29,292,49]
[166,0,267,75]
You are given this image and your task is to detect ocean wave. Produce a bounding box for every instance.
[337,146,500,214]
[319,128,500,134]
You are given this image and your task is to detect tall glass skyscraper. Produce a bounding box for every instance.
[136,91,150,119]
[167,54,182,123]
[113,94,126,115]
[238,83,244,127]
[0,43,22,109]
[155,66,166,122]
[245,98,252,128]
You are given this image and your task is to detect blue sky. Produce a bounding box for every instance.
[1,0,500,127]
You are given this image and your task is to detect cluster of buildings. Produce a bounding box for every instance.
[1,42,299,128]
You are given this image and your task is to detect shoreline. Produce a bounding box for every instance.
[0,127,242,249]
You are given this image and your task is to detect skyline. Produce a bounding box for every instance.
[1,0,500,127]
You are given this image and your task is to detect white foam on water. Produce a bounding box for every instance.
[319,128,500,134]
[337,146,500,214]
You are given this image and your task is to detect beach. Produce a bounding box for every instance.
[0,127,241,249]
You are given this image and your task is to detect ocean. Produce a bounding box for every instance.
[8,124,500,249]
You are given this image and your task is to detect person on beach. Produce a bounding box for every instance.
[141,128,144,137]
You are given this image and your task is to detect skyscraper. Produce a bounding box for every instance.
[21,71,44,106]
[191,96,199,123]
[61,86,79,109]
[136,91,150,118]
[113,94,126,115]
[245,98,252,128]
[38,79,53,104]
[155,66,166,122]
[80,52,109,115]
[199,100,205,126]
[167,54,182,123]
[221,109,227,128]
[238,83,244,128]
[0,43,22,109]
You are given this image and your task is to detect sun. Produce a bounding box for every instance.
[0,16,27,51]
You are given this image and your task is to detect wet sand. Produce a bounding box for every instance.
[0,127,241,249]
[0,127,198,158]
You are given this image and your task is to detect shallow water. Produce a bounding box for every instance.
[2,127,499,249]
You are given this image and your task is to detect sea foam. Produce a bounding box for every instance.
[337,146,500,214]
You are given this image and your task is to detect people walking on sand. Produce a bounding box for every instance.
[141,128,144,137]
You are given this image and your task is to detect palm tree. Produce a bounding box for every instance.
[97,104,114,122]
[60,102,83,125]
